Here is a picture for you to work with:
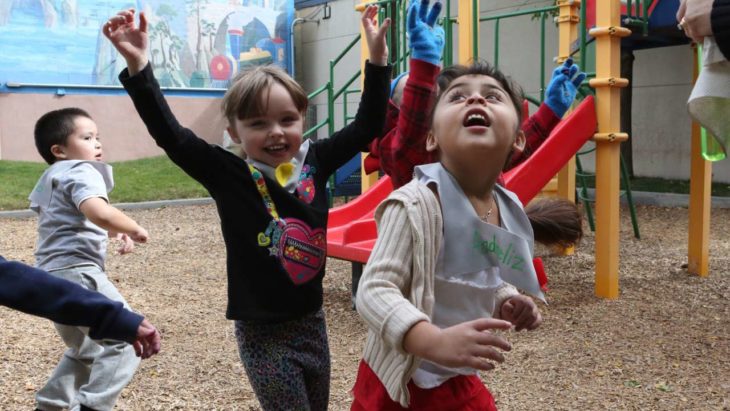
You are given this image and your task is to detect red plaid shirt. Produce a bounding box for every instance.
[365,59,561,189]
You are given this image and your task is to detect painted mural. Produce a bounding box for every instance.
[0,0,293,89]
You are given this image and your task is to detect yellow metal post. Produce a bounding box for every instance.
[588,5,631,299]
[457,0,478,64]
[360,3,380,192]
[554,0,580,255]
[687,46,711,277]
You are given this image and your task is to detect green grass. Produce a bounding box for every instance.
[0,156,209,211]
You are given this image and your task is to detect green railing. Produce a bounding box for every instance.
[303,0,411,142]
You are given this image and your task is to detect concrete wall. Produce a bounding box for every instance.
[0,92,226,163]
[294,0,730,183]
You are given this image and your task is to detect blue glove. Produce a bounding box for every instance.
[407,0,445,66]
[544,58,587,118]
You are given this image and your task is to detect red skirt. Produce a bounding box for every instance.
[350,360,497,411]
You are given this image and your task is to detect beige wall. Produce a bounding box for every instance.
[0,92,227,163]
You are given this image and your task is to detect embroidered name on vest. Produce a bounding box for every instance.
[471,230,526,272]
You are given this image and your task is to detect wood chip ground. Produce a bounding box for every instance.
[1,204,729,410]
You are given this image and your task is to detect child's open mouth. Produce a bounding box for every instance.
[462,109,491,128]
[265,144,289,155]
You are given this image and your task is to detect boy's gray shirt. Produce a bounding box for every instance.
[29,160,114,271]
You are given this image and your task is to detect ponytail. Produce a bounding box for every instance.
[525,198,583,248]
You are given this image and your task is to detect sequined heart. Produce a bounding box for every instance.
[278,218,326,285]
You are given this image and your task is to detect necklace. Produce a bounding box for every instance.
[479,196,495,222]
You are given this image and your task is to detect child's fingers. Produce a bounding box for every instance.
[572,71,586,88]
[139,11,148,33]
[407,1,418,30]
[418,0,430,22]
[568,63,578,79]
[425,1,442,27]
[472,317,513,332]
[379,17,391,35]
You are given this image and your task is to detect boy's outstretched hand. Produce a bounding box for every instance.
[361,5,390,66]
[407,0,445,66]
[544,58,586,118]
[103,9,149,75]
[133,318,161,359]
[500,294,542,331]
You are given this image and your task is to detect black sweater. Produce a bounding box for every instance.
[120,62,391,322]
[0,256,142,342]
[713,0,730,59]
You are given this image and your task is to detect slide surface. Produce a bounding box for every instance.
[327,96,597,263]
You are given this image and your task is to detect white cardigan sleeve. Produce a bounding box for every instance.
[356,198,430,354]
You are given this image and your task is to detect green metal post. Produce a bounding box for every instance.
[493,19,499,67]
[540,12,546,102]
[471,0,478,59]
[328,60,335,137]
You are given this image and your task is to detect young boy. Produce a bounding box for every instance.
[0,256,160,359]
[30,108,149,411]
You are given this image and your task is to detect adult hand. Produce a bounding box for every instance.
[102,8,150,75]
[544,58,586,118]
[407,0,445,66]
[676,0,714,43]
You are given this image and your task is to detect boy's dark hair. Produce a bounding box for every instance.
[435,60,524,127]
[221,65,308,126]
[34,108,92,164]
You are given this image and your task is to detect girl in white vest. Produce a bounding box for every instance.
[351,60,545,410]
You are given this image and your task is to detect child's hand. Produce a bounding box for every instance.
[115,233,135,255]
[133,318,162,359]
[500,295,542,331]
[544,58,586,118]
[102,9,149,75]
[361,5,390,66]
[404,318,512,371]
[129,226,149,244]
[407,0,445,66]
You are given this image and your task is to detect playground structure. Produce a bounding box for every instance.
[315,0,716,299]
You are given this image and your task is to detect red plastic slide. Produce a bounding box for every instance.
[327,96,597,264]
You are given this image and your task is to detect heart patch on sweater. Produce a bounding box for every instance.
[279,218,326,285]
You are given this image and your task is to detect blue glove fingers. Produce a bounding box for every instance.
[419,0,430,23]
[425,1,442,27]
[407,0,419,31]
[572,72,586,88]
[568,63,578,79]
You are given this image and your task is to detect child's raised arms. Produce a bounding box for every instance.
[361,5,391,66]
[103,9,149,75]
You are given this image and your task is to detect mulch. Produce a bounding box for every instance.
[1,203,728,410]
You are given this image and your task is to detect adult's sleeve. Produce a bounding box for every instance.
[0,256,142,343]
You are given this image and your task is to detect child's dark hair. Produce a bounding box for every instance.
[34,108,92,164]
[222,65,308,126]
[525,198,583,247]
[435,60,524,127]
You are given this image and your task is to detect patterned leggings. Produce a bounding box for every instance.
[234,310,330,411]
